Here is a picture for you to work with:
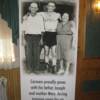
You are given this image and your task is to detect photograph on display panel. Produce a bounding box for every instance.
[19,0,79,100]
[21,0,76,75]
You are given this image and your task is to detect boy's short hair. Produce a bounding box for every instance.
[47,1,56,6]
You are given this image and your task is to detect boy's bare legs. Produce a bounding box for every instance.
[51,45,57,73]
[44,45,49,70]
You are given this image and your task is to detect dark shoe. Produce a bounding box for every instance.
[45,63,49,72]
[52,65,57,74]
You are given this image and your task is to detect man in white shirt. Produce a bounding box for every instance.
[22,2,44,72]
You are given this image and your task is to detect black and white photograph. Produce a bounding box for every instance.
[21,0,76,75]
[19,0,79,100]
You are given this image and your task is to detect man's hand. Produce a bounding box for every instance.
[40,38,43,46]
[22,32,26,46]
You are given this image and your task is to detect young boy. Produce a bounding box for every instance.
[40,2,61,73]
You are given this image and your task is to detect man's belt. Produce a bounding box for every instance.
[57,34,73,35]
[25,34,41,36]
